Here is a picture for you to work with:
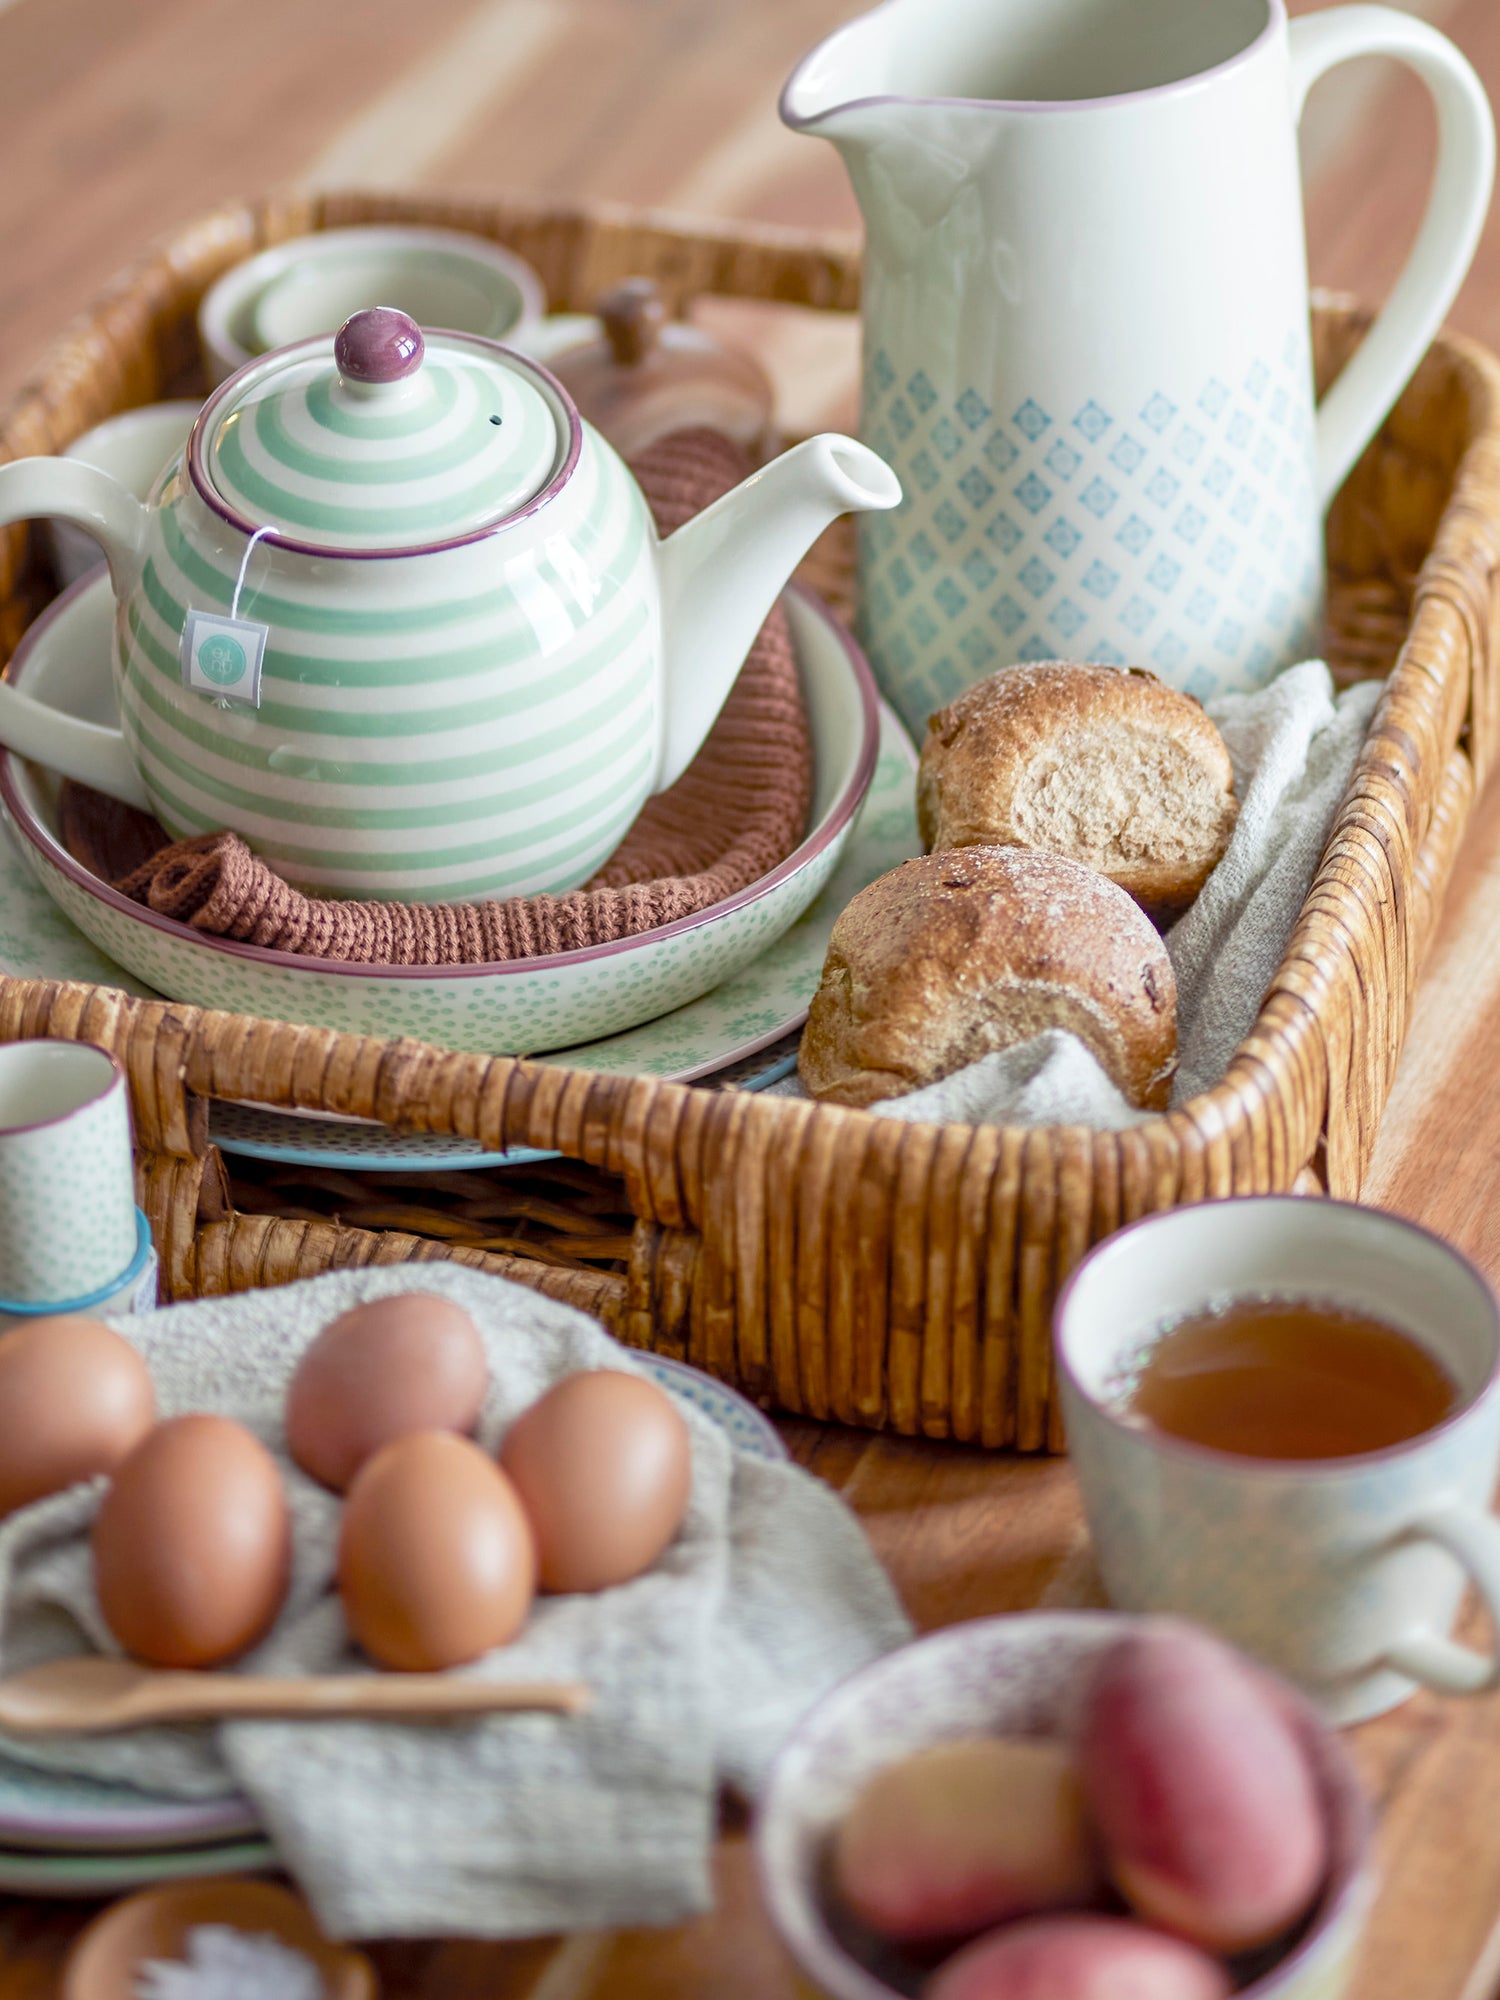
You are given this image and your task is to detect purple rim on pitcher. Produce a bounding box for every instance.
[780,0,1281,126]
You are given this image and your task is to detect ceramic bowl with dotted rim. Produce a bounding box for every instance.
[754,1611,1375,2000]
[0,580,888,1056]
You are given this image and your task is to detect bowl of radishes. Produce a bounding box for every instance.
[754,1612,1374,2000]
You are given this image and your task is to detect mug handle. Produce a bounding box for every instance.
[1383,1502,1500,1696]
[1289,6,1495,508]
[0,458,152,810]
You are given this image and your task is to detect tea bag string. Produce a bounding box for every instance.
[230,525,277,621]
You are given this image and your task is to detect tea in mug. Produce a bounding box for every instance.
[1119,1297,1459,1460]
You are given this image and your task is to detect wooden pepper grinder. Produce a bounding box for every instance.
[546,278,779,463]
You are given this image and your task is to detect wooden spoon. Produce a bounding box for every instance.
[0,1655,591,1735]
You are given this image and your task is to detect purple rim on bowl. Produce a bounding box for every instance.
[753,1610,1375,2000]
[0,580,880,985]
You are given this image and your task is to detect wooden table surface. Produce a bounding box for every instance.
[4,0,1500,1993]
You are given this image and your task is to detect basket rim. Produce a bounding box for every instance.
[2,197,1496,1170]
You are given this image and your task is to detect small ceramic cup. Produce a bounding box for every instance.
[1057,1196,1500,1725]
[754,1612,1373,2000]
[48,402,200,588]
[197,224,546,383]
[0,1041,139,1306]
[0,1209,158,1328]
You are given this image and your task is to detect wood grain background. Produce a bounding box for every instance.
[2,0,1500,1993]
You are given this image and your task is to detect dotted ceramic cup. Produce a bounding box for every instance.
[0,1041,139,1306]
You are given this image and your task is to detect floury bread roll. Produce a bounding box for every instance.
[917,662,1238,917]
[798,847,1176,1111]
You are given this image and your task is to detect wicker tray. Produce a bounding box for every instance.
[3,190,1499,1452]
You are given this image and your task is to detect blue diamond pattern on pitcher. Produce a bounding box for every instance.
[1142,393,1177,433]
[855,337,1322,727]
[1051,598,1088,639]
[987,512,1023,554]
[985,431,1019,473]
[1122,595,1155,634]
[1074,400,1113,443]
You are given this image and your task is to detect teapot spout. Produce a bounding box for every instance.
[653,435,899,789]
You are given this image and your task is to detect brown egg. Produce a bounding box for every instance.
[92,1415,290,1668]
[339,1431,535,1671]
[0,1316,155,1518]
[498,1369,692,1593]
[285,1292,489,1491]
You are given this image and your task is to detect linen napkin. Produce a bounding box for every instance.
[0,1265,910,1939]
[774,660,1383,1128]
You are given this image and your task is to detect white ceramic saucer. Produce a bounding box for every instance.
[0,578,887,1057]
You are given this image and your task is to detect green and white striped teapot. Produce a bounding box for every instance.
[0,308,899,902]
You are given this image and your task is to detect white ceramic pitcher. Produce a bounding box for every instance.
[783,0,1494,734]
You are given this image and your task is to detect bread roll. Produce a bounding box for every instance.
[798,846,1176,1111]
[917,661,1237,916]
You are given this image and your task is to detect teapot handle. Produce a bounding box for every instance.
[0,459,153,810]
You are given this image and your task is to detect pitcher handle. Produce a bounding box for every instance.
[1382,1503,1500,1696]
[1289,7,1495,508]
[0,458,152,809]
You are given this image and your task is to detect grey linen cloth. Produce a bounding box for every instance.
[770,660,1383,1129]
[0,1264,911,1939]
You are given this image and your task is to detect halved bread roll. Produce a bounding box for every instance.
[917,661,1237,917]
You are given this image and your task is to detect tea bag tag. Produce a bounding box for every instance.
[181,610,268,706]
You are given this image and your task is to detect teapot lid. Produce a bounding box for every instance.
[195,308,569,553]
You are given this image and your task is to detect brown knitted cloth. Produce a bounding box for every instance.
[64,430,812,966]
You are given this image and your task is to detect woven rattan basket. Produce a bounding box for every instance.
[3,190,1499,1451]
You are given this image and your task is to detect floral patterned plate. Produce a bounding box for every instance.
[0,579,888,1056]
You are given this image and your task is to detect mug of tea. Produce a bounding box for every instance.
[0,1040,140,1306]
[1056,1197,1500,1724]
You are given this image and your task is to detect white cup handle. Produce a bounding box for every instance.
[1383,1503,1500,1696]
[0,457,152,809]
[1289,6,1495,507]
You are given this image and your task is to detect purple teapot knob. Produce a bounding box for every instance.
[335,308,424,386]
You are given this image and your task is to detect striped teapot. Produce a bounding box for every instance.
[0,308,898,902]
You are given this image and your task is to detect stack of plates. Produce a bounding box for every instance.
[0,577,920,1173]
[0,1355,786,1895]
[0,1761,272,1898]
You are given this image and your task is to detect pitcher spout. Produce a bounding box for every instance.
[652,436,900,791]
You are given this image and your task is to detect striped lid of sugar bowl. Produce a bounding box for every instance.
[200,308,564,552]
